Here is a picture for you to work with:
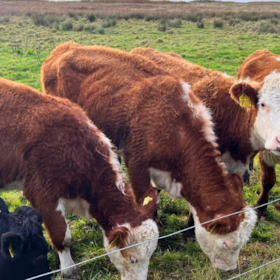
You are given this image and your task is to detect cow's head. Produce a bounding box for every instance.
[230,71,280,151]
[0,204,51,280]
[103,189,159,280]
[189,203,257,271]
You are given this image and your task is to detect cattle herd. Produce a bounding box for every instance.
[0,42,280,280]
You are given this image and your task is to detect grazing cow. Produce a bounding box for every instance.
[0,198,51,280]
[131,47,280,220]
[41,42,257,271]
[0,78,160,280]
[238,49,280,219]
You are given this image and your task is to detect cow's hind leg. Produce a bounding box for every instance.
[183,211,195,241]
[258,151,276,220]
[38,201,80,279]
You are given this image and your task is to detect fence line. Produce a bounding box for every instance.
[227,256,280,280]
[26,197,280,280]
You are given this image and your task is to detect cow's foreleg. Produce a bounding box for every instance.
[258,151,276,220]
[38,201,80,279]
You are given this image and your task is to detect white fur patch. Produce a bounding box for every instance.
[252,71,280,151]
[56,199,76,276]
[1,181,24,191]
[87,120,126,194]
[58,248,75,273]
[56,198,92,220]
[103,219,159,280]
[180,82,218,147]
[188,203,257,271]
[262,150,280,167]
[276,57,280,61]
[149,168,182,198]
[221,151,251,175]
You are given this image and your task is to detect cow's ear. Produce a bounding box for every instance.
[107,226,138,262]
[230,81,263,109]
[1,232,23,259]
[139,188,160,219]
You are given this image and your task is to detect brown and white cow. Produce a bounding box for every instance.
[131,48,280,217]
[41,42,257,271]
[238,49,280,218]
[0,78,160,280]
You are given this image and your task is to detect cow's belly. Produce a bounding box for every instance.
[0,181,24,191]
[149,167,182,199]
[221,151,250,175]
[56,198,93,220]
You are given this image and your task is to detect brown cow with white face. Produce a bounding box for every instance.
[41,42,257,272]
[131,47,280,189]
[238,49,280,218]
[0,78,160,280]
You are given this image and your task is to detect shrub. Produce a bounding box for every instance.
[30,13,61,29]
[229,18,241,26]
[73,23,84,31]
[157,19,169,32]
[102,18,117,28]
[145,15,156,22]
[213,18,223,28]
[197,21,204,28]
[0,17,9,24]
[61,20,73,31]
[129,13,144,20]
[95,28,105,35]
[68,13,80,20]
[84,24,96,32]
[86,14,96,22]
[270,18,279,25]
[169,18,182,28]
[185,15,200,23]
[252,21,278,34]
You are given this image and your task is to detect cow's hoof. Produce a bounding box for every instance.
[183,230,196,242]
[257,207,267,221]
[61,269,80,280]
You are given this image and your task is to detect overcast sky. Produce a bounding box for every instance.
[168,0,279,2]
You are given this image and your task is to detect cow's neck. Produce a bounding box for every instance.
[193,75,257,169]
[91,180,146,232]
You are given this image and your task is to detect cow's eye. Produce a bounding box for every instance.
[261,103,266,107]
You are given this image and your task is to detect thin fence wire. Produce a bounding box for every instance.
[26,198,280,280]
[228,256,280,280]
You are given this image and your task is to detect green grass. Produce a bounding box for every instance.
[1,14,280,280]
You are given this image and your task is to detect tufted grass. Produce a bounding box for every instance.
[1,12,280,280]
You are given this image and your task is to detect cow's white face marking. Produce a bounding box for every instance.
[103,219,159,280]
[276,57,280,61]
[221,151,251,175]
[1,181,24,191]
[149,168,182,198]
[252,72,280,151]
[189,203,257,271]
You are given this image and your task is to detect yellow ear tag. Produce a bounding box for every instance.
[9,244,15,258]
[239,93,251,108]
[109,235,120,250]
[143,196,153,206]
[209,224,217,237]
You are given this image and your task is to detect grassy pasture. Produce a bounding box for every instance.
[1,3,280,279]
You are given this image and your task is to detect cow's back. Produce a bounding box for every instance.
[238,49,280,81]
[130,47,221,85]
